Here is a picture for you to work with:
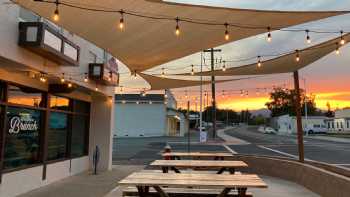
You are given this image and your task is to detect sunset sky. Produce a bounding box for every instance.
[118,0,350,112]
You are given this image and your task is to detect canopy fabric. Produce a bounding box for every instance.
[139,73,252,90]
[177,33,350,76]
[13,0,349,72]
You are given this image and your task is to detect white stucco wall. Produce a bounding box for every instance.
[115,103,167,137]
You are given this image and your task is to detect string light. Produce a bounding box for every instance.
[39,74,46,83]
[119,10,125,30]
[84,73,89,82]
[224,23,229,41]
[133,70,137,79]
[340,30,346,45]
[60,73,65,83]
[240,90,244,97]
[222,90,225,98]
[161,68,165,78]
[295,50,300,62]
[122,100,126,104]
[257,56,262,68]
[175,17,180,36]
[267,27,272,42]
[149,101,153,104]
[136,101,140,104]
[120,86,124,94]
[52,0,59,22]
[191,65,194,75]
[67,82,72,88]
[335,43,340,55]
[222,61,226,71]
[306,30,311,44]
[164,89,168,99]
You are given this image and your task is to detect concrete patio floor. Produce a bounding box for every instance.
[18,165,320,197]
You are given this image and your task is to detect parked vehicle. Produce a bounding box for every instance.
[304,124,328,134]
[264,127,276,134]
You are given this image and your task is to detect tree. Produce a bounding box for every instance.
[324,102,334,117]
[265,87,320,117]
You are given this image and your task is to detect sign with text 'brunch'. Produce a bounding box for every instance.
[8,114,39,134]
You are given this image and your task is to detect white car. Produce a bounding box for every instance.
[264,127,276,134]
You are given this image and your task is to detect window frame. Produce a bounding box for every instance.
[0,81,90,180]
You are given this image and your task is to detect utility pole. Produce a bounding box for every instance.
[203,48,221,139]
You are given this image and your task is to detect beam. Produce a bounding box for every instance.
[293,70,305,162]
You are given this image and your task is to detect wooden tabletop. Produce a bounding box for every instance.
[162,152,234,157]
[119,172,268,188]
[150,160,248,168]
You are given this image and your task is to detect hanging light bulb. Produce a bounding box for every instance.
[257,56,262,68]
[122,100,126,104]
[295,50,300,62]
[256,88,260,95]
[53,1,59,22]
[306,30,311,44]
[120,86,124,94]
[340,30,346,45]
[119,10,125,30]
[84,73,89,82]
[95,87,99,91]
[149,101,153,104]
[222,61,226,71]
[161,68,165,78]
[267,27,272,42]
[136,101,140,105]
[175,17,180,36]
[60,73,65,83]
[133,70,137,79]
[191,65,194,75]
[39,74,46,83]
[222,90,225,98]
[240,90,244,97]
[67,82,72,88]
[335,43,340,55]
[224,23,229,41]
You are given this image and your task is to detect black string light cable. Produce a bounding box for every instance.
[32,0,350,36]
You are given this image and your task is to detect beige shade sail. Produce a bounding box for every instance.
[13,0,349,72]
[177,33,350,76]
[139,73,253,90]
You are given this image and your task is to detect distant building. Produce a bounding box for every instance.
[271,115,327,134]
[325,109,350,132]
[114,92,188,137]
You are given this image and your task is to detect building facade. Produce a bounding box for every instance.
[271,115,327,134]
[325,109,350,132]
[0,4,115,196]
[114,93,188,137]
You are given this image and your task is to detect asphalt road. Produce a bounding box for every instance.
[226,126,350,168]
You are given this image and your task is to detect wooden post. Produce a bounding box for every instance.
[293,71,305,162]
[187,101,190,153]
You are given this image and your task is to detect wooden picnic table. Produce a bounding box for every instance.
[162,152,234,160]
[150,160,248,174]
[119,172,267,197]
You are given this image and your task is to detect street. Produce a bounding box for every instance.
[226,126,350,168]
[112,126,350,169]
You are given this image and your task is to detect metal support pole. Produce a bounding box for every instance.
[293,71,305,162]
[303,78,308,136]
[203,48,221,139]
[199,52,203,132]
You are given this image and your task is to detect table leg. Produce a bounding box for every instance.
[217,167,226,174]
[162,167,169,173]
[217,187,232,197]
[237,188,247,197]
[153,186,170,197]
[171,167,181,173]
[136,186,149,197]
[228,168,235,174]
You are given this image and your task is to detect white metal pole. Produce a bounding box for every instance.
[199,52,203,133]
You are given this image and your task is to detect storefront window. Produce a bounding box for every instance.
[8,85,43,107]
[50,96,70,111]
[47,112,68,161]
[71,115,89,157]
[4,107,41,169]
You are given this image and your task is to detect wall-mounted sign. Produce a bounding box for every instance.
[18,22,80,66]
[8,115,39,134]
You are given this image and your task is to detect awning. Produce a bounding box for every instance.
[176,33,350,76]
[13,0,349,72]
[139,73,252,90]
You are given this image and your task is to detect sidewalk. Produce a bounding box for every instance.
[18,165,144,197]
[216,127,250,145]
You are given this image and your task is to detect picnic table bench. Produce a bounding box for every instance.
[119,172,267,197]
[162,152,234,160]
[150,160,248,174]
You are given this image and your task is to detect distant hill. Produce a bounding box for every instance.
[250,108,271,118]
